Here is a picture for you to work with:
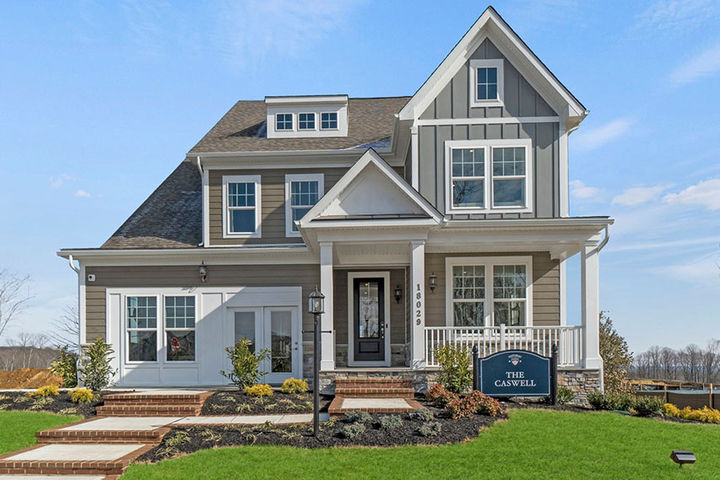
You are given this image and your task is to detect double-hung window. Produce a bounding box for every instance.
[469,59,504,107]
[446,139,531,213]
[285,174,324,236]
[298,113,315,130]
[321,112,338,130]
[165,296,196,362]
[223,175,261,238]
[127,296,157,362]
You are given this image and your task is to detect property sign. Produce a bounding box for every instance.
[477,349,552,397]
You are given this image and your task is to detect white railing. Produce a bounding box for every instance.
[424,325,584,368]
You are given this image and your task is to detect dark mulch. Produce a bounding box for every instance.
[0,391,102,418]
[201,391,331,415]
[138,403,501,463]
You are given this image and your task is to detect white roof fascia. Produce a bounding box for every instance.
[265,95,348,105]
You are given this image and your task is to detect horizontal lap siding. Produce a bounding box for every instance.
[424,252,559,327]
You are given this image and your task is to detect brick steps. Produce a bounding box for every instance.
[328,397,423,415]
[335,377,415,399]
[97,391,211,417]
[95,404,201,416]
[37,427,169,445]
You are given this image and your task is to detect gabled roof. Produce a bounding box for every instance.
[298,149,443,228]
[189,97,410,154]
[398,6,586,122]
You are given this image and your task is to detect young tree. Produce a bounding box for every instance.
[599,312,633,394]
[0,271,32,342]
[49,304,80,350]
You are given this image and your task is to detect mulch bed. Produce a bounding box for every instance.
[0,391,102,418]
[201,391,331,415]
[138,402,500,463]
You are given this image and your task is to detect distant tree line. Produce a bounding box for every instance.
[631,341,720,384]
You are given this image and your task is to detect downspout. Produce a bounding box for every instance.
[67,254,80,273]
[595,225,610,253]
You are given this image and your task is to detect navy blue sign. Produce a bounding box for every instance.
[478,349,551,397]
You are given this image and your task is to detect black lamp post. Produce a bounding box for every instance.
[308,287,325,437]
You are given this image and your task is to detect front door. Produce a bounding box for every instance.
[353,277,386,362]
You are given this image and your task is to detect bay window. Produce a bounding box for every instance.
[223,175,261,238]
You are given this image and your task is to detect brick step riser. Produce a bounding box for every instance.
[96,408,201,417]
[37,433,165,445]
[0,465,124,476]
[104,393,212,401]
[335,393,415,399]
[335,388,414,394]
[328,408,416,415]
[335,382,413,388]
[104,399,204,406]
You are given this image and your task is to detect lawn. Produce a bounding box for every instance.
[0,411,82,455]
[123,409,720,480]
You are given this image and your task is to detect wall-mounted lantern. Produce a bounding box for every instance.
[199,262,208,283]
[394,285,402,304]
[429,272,438,292]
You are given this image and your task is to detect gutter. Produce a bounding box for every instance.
[596,225,610,252]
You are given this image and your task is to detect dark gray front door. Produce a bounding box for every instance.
[353,277,385,362]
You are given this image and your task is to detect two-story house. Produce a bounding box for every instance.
[59,7,612,397]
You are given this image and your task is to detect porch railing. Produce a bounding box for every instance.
[424,325,584,368]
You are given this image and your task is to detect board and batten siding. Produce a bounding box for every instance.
[424,252,559,327]
[417,38,561,217]
[84,264,319,342]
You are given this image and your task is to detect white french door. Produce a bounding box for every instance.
[229,306,299,384]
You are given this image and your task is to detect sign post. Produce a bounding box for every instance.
[474,346,558,400]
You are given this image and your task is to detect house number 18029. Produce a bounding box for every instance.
[415,283,423,325]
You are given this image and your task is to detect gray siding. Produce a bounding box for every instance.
[424,252,559,327]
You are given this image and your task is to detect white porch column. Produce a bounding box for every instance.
[319,242,335,371]
[581,245,602,370]
[410,240,426,369]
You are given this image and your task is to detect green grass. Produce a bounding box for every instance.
[0,411,82,455]
[123,409,720,480]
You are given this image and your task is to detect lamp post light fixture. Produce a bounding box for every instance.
[394,285,402,304]
[307,287,325,437]
[429,272,437,292]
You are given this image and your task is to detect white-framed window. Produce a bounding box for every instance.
[127,296,158,362]
[469,59,504,107]
[276,113,293,131]
[285,173,324,237]
[445,139,532,213]
[223,175,261,238]
[298,113,316,130]
[445,256,533,328]
[321,112,338,130]
[165,296,196,362]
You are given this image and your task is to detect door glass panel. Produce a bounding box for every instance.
[358,281,380,339]
[234,311,256,352]
[270,311,292,373]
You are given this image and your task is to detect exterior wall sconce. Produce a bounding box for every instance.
[429,272,437,292]
[394,285,402,304]
[199,263,208,283]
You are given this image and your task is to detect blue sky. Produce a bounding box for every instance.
[1,0,719,353]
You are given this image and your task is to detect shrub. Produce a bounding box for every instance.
[409,408,433,422]
[244,384,273,397]
[379,415,403,430]
[341,423,366,439]
[280,378,309,394]
[446,391,481,420]
[50,346,78,388]
[663,403,681,417]
[557,386,575,405]
[345,410,373,424]
[663,404,720,424]
[417,421,442,437]
[474,391,506,417]
[29,385,59,398]
[78,338,116,392]
[70,387,96,404]
[221,339,269,389]
[426,384,459,408]
[631,396,663,417]
[434,344,472,393]
[587,391,604,410]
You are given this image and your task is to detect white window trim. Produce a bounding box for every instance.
[469,59,504,107]
[284,173,324,237]
[445,256,533,328]
[164,295,197,363]
[320,112,339,131]
[276,113,294,131]
[222,175,262,239]
[125,295,159,364]
[445,138,533,214]
[298,112,317,131]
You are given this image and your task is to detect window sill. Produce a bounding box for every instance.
[470,99,504,108]
[447,207,533,215]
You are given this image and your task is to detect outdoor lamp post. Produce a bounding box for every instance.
[308,287,325,437]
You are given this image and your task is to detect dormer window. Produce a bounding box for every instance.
[469,59,504,107]
[298,113,316,130]
[276,113,293,131]
[321,112,338,130]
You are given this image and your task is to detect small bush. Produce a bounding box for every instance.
[425,384,459,408]
[50,346,78,388]
[631,396,663,417]
[587,391,661,416]
[417,421,442,437]
[587,391,604,410]
[378,415,403,430]
[78,338,116,392]
[29,385,59,398]
[341,423,366,439]
[70,387,96,404]
[221,339,269,390]
[244,384,273,397]
[446,391,482,420]
[557,386,575,405]
[434,344,472,393]
[474,391,506,417]
[663,403,720,424]
[409,408,433,422]
[280,378,309,394]
[165,431,190,448]
[345,410,373,423]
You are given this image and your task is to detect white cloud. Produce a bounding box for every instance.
[668,41,720,87]
[74,190,93,198]
[635,0,720,32]
[50,173,75,188]
[573,117,634,151]
[653,252,720,285]
[612,185,668,206]
[663,178,720,210]
[570,180,602,200]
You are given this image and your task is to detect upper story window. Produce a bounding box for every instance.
[469,59,504,107]
[223,175,261,238]
[321,112,338,130]
[276,113,293,130]
[285,174,324,237]
[445,139,532,214]
[298,113,316,130]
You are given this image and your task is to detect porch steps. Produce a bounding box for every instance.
[329,377,421,415]
[96,391,211,417]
